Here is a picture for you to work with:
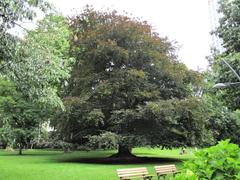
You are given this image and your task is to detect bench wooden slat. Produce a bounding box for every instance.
[156,171,176,174]
[118,170,148,174]
[121,175,153,180]
[155,166,176,168]
[155,165,176,170]
[156,168,177,171]
[118,173,148,177]
[155,169,176,172]
[118,173,148,176]
[154,164,178,177]
[117,168,147,172]
[117,171,148,175]
[117,169,147,172]
[117,167,152,180]
[155,165,175,168]
[155,168,176,172]
[118,170,147,172]
[118,172,148,176]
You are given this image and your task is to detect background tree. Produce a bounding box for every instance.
[54,7,212,157]
[0,1,71,107]
[0,3,73,153]
[0,0,50,30]
[5,14,74,107]
[0,78,40,154]
[216,0,240,52]
[211,0,240,110]
[0,0,51,69]
[202,86,240,145]
[205,0,240,145]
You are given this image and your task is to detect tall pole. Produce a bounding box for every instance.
[222,59,240,81]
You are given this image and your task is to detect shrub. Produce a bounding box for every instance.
[34,140,74,151]
[176,140,240,180]
[175,170,198,180]
[87,132,118,150]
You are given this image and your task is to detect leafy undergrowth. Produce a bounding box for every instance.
[0,148,192,180]
[175,140,240,180]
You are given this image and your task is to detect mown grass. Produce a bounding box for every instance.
[0,148,194,180]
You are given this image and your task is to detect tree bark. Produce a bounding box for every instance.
[19,144,23,155]
[2,143,7,149]
[111,144,136,158]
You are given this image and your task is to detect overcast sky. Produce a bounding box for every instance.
[34,0,213,70]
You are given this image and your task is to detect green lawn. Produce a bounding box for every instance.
[0,148,194,180]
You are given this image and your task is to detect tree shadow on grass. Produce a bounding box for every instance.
[57,156,182,165]
[0,152,61,156]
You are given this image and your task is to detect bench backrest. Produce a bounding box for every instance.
[154,164,177,175]
[117,167,149,179]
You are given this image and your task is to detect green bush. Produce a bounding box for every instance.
[87,132,118,150]
[176,140,240,180]
[175,170,198,180]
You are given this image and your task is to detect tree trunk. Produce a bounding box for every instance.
[30,142,34,149]
[111,144,136,158]
[2,143,7,149]
[19,144,23,155]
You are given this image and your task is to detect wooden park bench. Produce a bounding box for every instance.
[154,164,179,180]
[117,167,153,180]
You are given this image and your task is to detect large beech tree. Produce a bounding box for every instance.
[56,7,212,156]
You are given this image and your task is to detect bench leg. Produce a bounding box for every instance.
[157,175,166,180]
[143,177,152,180]
[157,175,162,180]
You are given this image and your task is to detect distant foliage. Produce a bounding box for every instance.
[211,0,240,110]
[176,140,240,180]
[211,53,240,110]
[6,14,74,108]
[0,78,45,153]
[87,132,118,150]
[0,0,51,71]
[0,3,72,153]
[0,0,50,30]
[217,0,240,52]
[202,92,240,145]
